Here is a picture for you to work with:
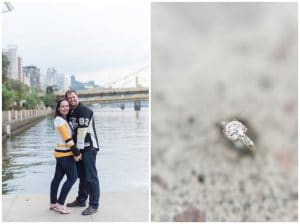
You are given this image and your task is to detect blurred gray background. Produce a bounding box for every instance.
[151,3,297,222]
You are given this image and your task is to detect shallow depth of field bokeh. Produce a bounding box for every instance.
[151,3,297,221]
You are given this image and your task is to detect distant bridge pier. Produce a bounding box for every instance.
[120,103,125,110]
[134,100,141,111]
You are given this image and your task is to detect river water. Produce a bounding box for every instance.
[2,102,149,195]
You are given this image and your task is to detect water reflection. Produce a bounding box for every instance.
[2,102,149,195]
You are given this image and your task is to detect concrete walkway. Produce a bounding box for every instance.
[3,192,148,222]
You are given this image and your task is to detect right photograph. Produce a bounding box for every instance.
[151,2,297,222]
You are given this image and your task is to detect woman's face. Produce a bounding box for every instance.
[58,100,69,117]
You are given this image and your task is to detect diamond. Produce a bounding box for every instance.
[240,135,254,147]
[223,120,247,140]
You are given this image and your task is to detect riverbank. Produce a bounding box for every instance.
[3,192,148,222]
[2,108,53,140]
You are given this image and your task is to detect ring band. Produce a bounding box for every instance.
[219,120,256,152]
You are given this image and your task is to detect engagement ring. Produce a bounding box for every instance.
[219,120,256,152]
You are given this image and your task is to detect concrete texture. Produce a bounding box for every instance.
[151,3,297,222]
[2,115,49,140]
[3,192,148,222]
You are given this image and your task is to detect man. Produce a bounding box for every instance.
[65,90,100,215]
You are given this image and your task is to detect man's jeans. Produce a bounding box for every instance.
[76,149,100,209]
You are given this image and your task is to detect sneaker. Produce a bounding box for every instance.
[82,206,98,215]
[66,200,86,207]
[49,203,56,210]
[53,203,71,214]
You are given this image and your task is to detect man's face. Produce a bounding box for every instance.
[66,92,79,108]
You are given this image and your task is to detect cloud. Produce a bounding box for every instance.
[3,1,150,83]
[75,63,149,87]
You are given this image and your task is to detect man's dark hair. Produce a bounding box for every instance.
[64,89,78,98]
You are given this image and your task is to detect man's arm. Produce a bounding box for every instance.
[76,107,93,149]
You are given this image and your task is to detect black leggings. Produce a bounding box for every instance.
[50,156,78,205]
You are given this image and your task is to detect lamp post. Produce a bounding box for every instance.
[2,2,14,13]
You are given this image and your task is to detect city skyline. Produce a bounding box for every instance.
[2,1,150,87]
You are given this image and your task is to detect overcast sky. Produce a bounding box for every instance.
[2,1,150,86]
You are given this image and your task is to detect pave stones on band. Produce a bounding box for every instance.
[222,120,255,151]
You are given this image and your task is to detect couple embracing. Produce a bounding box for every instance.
[49,90,100,215]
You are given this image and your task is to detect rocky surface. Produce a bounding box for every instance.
[151,3,298,221]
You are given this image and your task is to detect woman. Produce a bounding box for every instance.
[50,98,81,214]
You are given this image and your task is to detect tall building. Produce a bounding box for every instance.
[3,46,18,80]
[46,67,70,92]
[56,73,70,92]
[64,75,71,91]
[3,46,26,83]
[39,72,46,89]
[23,71,31,87]
[46,67,57,86]
[17,56,23,83]
[23,66,41,89]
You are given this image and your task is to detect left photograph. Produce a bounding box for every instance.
[2,1,149,222]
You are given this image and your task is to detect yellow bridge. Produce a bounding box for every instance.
[53,87,149,103]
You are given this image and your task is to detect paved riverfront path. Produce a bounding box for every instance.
[3,192,148,222]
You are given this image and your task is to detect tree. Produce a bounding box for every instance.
[43,92,57,108]
[2,84,17,110]
[3,78,41,110]
[2,54,42,110]
[2,54,16,110]
[2,54,9,84]
[23,88,40,109]
[9,79,27,109]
